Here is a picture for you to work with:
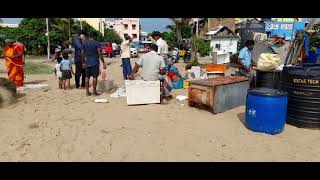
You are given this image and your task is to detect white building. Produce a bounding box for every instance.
[113,18,140,42]
[0,23,19,28]
[105,20,115,29]
[140,31,148,41]
[78,18,105,36]
[206,26,239,55]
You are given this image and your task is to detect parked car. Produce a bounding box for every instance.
[100,42,108,55]
[115,46,121,55]
[130,43,138,58]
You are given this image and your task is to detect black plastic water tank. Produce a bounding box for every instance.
[282,64,320,128]
[255,70,281,90]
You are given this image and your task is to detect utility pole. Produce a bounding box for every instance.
[196,19,199,37]
[79,18,83,30]
[46,18,50,60]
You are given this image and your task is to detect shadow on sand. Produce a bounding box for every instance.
[237,112,246,128]
[25,80,47,85]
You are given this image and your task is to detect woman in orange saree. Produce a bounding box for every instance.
[3,39,25,90]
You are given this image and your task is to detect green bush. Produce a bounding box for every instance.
[188,59,200,67]
[192,37,212,57]
[162,31,176,48]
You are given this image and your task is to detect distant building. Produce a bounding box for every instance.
[140,31,148,41]
[271,18,301,22]
[113,18,140,42]
[206,26,239,54]
[105,21,115,30]
[0,23,19,28]
[78,18,105,36]
[208,18,235,31]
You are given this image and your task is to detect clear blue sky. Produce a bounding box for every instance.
[2,18,173,33]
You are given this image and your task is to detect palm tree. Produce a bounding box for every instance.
[50,18,73,45]
[166,18,192,42]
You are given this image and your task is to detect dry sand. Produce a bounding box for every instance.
[0,56,320,162]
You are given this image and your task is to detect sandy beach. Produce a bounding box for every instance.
[1,56,320,162]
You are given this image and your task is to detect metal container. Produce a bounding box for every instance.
[188,76,249,114]
[282,64,320,128]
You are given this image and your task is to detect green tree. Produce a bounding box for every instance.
[50,18,73,47]
[166,18,192,42]
[17,18,47,55]
[73,20,104,41]
[162,31,176,48]
[103,29,123,44]
[191,36,212,57]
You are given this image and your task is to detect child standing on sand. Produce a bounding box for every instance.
[54,58,63,89]
[60,51,74,90]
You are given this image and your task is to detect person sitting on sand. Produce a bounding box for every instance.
[128,44,173,101]
[60,51,74,90]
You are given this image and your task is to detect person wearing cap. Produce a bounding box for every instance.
[120,35,133,80]
[149,31,169,73]
[72,32,86,88]
[3,39,25,90]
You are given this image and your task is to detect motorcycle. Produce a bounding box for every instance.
[183,47,191,63]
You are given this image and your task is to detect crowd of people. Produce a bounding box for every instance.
[1,30,183,101]
[2,31,257,102]
[65,30,180,100]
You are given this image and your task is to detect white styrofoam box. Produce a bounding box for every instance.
[212,51,230,64]
[125,80,160,105]
[191,66,201,79]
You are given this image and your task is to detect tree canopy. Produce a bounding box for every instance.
[0,18,123,55]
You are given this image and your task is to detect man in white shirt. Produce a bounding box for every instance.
[149,31,169,73]
[129,44,165,81]
[112,42,117,57]
[129,44,173,101]
[120,35,133,80]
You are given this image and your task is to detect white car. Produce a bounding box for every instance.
[130,44,138,58]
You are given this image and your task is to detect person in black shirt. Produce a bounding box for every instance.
[72,32,86,88]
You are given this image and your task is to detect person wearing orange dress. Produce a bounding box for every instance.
[3,39,25,90]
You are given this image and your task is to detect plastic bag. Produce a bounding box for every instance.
[101,69,108,81]
[257,53,281,71]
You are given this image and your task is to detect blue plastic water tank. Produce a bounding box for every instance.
[245,88,288,135]
[307,51,320,64]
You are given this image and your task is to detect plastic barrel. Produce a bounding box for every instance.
[282,64,320,128]
[307,51,319,64]
[245,88,288,135]
[255,70,281,90]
